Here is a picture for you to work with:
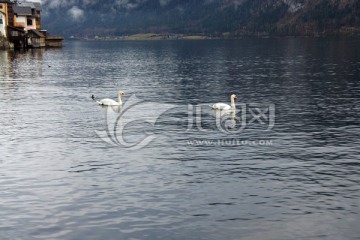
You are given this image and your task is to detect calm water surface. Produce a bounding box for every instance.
[0,39,359,240]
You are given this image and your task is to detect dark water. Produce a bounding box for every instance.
[0,38,359,240]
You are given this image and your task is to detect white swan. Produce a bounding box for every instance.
[210,94,237,110]
[96,91,125,106]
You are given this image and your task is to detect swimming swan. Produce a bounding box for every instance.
[210,94,237,110]
[94,91,125,106]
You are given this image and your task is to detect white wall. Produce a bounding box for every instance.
[16,16,27,24]
[26,17,36,30]
[0,12,6,38]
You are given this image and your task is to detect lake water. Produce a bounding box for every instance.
[0,38,359,240]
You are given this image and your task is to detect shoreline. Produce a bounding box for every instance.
[0,37,14,50]
[69,33,360,41]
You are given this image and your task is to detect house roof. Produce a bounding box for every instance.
[13,5,33,16]
[7,25,26,33]
[28,29,45,38]
[13,2,41,15]
[33,2,41,11]
[18,2,41,11]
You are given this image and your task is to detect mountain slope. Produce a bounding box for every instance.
[41,0,360,37]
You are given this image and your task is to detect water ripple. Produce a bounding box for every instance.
[0,39,359,240]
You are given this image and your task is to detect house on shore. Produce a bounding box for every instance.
[0,0,63,50]
[27,29,45,47]
[45,35,64,47]
[0,0,10,38]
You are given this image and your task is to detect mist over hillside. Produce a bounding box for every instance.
[41,0,360,37]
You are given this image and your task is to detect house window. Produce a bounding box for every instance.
[0,5,3,9]
[0,19,2,25]
[27,19,33,26]
[12,31,18,37]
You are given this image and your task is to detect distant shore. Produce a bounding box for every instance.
[70,33,212,41]
[69,32,360,41]
[125,33,209,40]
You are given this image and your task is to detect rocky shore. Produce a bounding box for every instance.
[0,37,14,50]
